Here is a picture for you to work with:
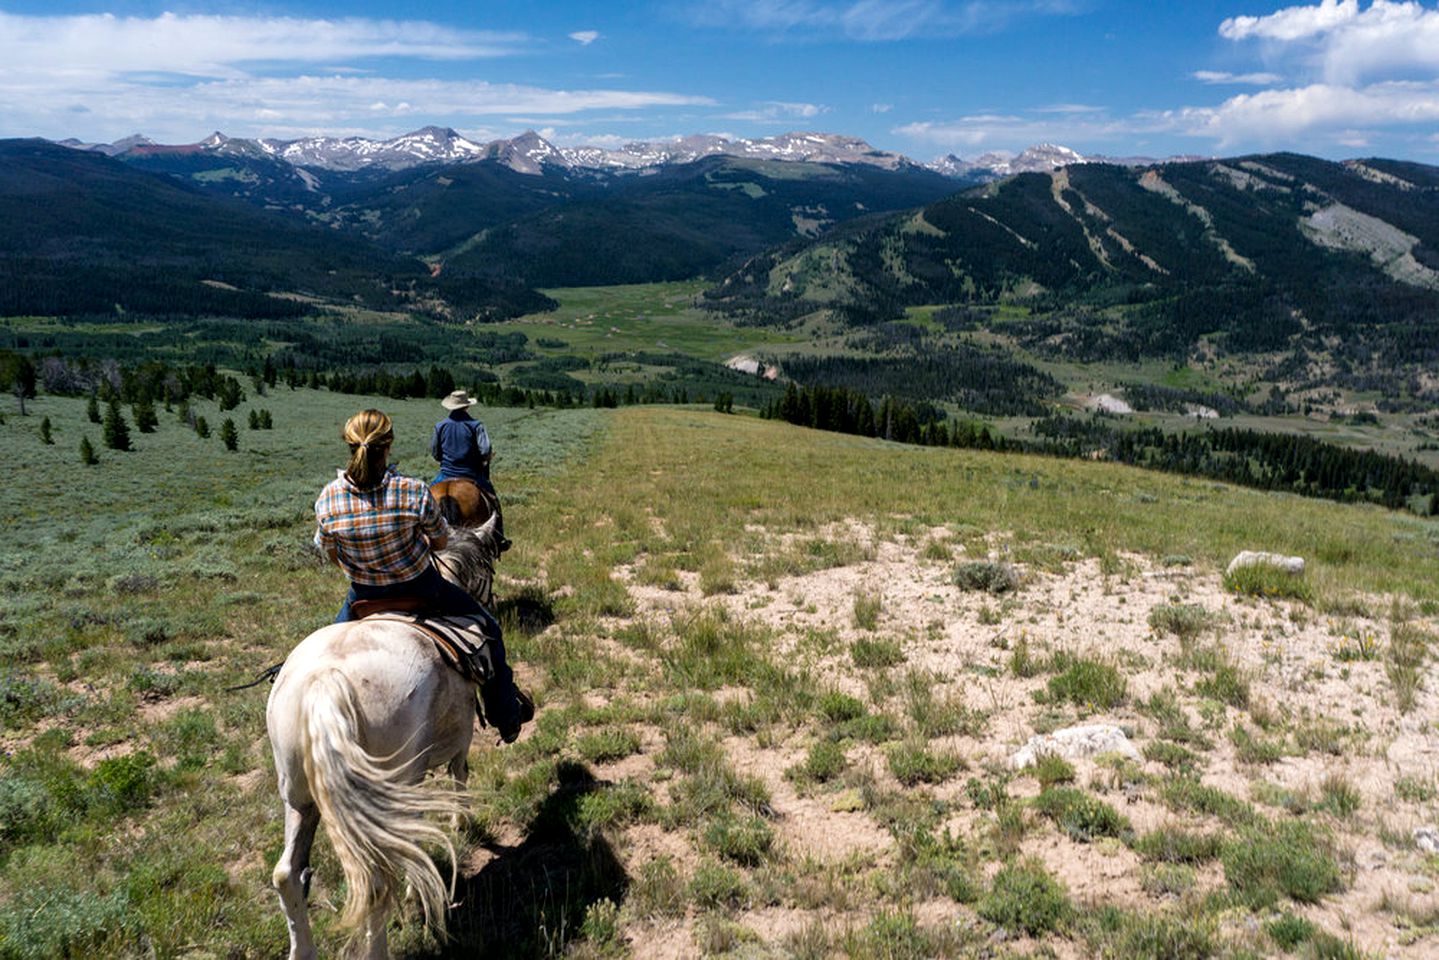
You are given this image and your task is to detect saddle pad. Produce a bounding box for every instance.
[365,613,496,685]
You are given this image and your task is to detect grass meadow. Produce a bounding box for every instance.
[2,390,1439,958]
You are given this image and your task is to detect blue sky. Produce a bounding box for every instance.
[1,1,1437,161]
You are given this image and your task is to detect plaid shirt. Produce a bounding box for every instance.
[314,467,449,586]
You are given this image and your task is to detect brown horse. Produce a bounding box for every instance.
[431,478,498,529]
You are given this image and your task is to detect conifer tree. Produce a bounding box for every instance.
[86,394,100,424]
[102,399,131,451]
[194,415,210,439]
[133,396,158,433]
[248,409,261,430]
[220,418,238,451]
[80,435,98,465]
[259,409,273,429]
[39,416,53,445]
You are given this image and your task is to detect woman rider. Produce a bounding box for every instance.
[430,390,510,551]
[314,409,528,741]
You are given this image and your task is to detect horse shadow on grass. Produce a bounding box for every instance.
[422,761,628,958]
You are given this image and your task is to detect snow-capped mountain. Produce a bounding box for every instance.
[60,127,1192,180]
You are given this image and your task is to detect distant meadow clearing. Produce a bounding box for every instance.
[2,390,1439,958]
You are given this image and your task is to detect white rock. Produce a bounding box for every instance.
[1226,551,1305,577]
[1010,723,1140,770]
[1414,826,1439,854]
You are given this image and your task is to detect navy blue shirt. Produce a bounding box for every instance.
[430,411,491,481]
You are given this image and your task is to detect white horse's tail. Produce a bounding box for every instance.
[300,669,461,937]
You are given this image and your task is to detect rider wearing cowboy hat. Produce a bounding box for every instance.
[431,389,510,551]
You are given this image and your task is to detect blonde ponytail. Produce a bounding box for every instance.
[341,409,394,488]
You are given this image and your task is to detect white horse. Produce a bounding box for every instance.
[266,518,500,960]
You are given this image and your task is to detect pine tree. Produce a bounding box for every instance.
[80,435,98,465]
[39,416,53,445]
[194,415,210,439]
[220,418,238,451]
[86,394,101,424]
[133,396,158,433]
[248,409,261,430]
[260,409,273,429]
[102,399,131,451]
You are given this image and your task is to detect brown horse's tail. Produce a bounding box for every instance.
[436,494,464,527]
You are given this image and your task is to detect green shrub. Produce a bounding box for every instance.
[1222,820,1344,907]
[1047,653,1127,710]
[630,856,685,919]
[978,858,1071,936]
[1148,603,1216,642]
[1033,786,1132,843]
[850,637,905,668]
[1195,660,1250,708]
[833,712,900,744]
[952,561,1019,594]
[1143,740,1201,773]
[1085,908,1216,960]
[1159,777,1257,827]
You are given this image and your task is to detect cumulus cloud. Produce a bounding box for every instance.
[1192,70,1283,85]
[1219,0,1359,41]
[569,30,600,45]
[1159,81,1439,146]
[895,110,1136,151]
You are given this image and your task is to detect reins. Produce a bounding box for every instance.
[225,662,284,692]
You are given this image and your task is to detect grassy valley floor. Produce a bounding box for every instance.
[2,394,1439,958]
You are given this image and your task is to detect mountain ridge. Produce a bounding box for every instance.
[57,126,1201,180]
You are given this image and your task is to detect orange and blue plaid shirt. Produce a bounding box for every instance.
[313,467,449,586]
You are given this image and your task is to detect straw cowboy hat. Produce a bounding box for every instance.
[440,389,478,411]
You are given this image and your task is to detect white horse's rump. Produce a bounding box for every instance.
[266,620,477,960]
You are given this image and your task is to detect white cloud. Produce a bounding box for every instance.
[1219,0,1359,41]
[569,30,600,45]
[720,100,828,122]
[0,12,525,79]
[1158,81,1439,147]
[1034,103,1106,114]
[895,111,1136,151]
[680,0,1079,41]
[0,12,712,141]
[870,102,893,113]
[1192,70,1283,85]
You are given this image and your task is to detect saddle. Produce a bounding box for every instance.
[359,607,498,687]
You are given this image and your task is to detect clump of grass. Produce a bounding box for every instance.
[1133,827,1223,864]
[1317,774,1361,819]
[977,858,1071,936]
[1143,740,1201,773]
[1139,687,1210,748]
[921,539,952,561]
[887,739,962,786]
[833,712,900,744]
[1084,907,1216,960]
[817,690,865,724]
[1194,659,1250,708]
[1395,774,1437,804]
[903,670,987,738]
[574,727,643,764]
[850,636,905,669]
[688,860,748,910]
[787,740,847,785]
[951,560,1019,595]
[1230,723,1287,765]
[852,589,883,631]
[1222,819,1344,907]
[630,856,686,919]
[703,813,775,866]
[1031,753,1076,788]
[1223,563,1313,603]
[697,549,738,596]
[1160,777,1257,827]
[1264,912,1316,951]
[1330,628,1381,662]
[1008,634,1043,677]
[1046,653,1127,711]
[1033,786,1133,843]
[1148,603,1216,643]
[1387,620,1430,715]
